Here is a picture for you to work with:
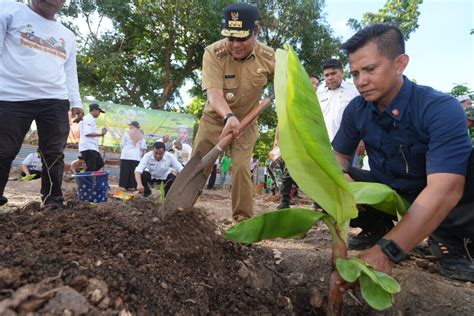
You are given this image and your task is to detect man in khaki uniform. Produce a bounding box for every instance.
[193,3,274,221]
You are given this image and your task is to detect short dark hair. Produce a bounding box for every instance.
[340,23,405,59]
[322,59,342,71]
[153,141,166,150]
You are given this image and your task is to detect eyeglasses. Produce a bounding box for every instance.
[227,35,252,42]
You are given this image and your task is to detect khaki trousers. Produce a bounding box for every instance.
[193,115,258,220]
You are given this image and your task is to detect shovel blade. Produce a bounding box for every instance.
[160,147,220,219]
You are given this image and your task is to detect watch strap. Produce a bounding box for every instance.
[223,112,235,124]
[377,238,406,264]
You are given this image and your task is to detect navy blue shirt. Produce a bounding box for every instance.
[332,77,471,194]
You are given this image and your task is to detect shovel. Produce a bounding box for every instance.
[160,94,274,220]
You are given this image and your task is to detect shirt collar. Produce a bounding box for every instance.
[369,76,413,122]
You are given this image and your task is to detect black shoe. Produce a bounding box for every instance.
[41,196,64,209]
[0,195,7,206]
[277,201,290,210]
[429,237,474,282]
[143,192,151,198]
[348,228,388,250]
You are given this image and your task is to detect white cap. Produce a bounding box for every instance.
[456,95,471,102]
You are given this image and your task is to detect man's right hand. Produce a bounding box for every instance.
[71,107,84,123]
[220,116,240,140]
[137,185,144,194]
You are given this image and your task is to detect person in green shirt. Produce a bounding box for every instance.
[219,151,232,189]
[465,107,474,145]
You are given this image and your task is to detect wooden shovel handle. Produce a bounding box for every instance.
[217,96,273,150]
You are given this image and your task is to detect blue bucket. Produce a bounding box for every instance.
[72,171,109,203]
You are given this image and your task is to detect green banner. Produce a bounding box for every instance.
[69,101,195,148]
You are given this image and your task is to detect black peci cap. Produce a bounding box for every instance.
[221,3,259,38]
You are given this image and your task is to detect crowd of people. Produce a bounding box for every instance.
[1,0,473,286]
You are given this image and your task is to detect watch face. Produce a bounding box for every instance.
[386,242,401,256]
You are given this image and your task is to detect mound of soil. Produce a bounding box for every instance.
[1,189,474,315]
[0,197,291,315]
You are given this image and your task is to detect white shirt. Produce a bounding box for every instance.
[22,152,42,171]
[135,151,183,180]
[317,80,359,141]
[120,132,147,161]
[173,143,192,165]
[0,3,82,107]
[79,113,100,152]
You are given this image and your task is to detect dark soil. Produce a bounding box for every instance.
[1,189,473,315]
[0,195,291,315]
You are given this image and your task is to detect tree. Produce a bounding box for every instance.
[347,0,423,39]
[63,0,341,112]
[448,84,474,99]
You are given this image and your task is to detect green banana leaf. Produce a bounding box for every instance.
[20,174,37,181]
[275,44,357,225]
[349,182,409,218]
[225,209,327,243]
[337,257,400,310]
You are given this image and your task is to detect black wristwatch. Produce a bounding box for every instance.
[377,238,406,264]
[223,112,235,124]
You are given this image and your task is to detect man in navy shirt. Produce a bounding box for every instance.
[333,23,474,281]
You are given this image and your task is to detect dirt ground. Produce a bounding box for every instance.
[0,175,473,315]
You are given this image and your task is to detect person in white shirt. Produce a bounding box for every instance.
[119,121,147,190]
[0,1,83,207]
[318,59,364,168]
[21,150,42,179]
[172,140,192,166]
[79,103,107,172]
[135,141,183,197]
[317,59,359,142]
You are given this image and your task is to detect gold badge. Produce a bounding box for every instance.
[229,21,243,28]
[231,11,239,20]
[225,92,235,102]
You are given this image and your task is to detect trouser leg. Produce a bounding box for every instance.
[141,171,154,196]
[36,100,70,201]
[163,173,176,196]
[279,160,293,205]
[81,150,98,172]
[207,164,217,189]
[95,151,104,171]
[0,102,35,196]
[231,143,254,219]
[431,148,474,253]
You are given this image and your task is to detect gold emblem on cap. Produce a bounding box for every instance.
[225,92,235,102]
[231,12,239,20]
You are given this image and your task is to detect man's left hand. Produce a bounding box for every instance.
[71,107,84,123]
[336,244,394,293]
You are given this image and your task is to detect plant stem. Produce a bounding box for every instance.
[323,217,348,316]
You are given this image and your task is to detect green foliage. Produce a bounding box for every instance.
[275,44,357,225]
[62,0,340,114]
[347,0,423,39]
[225,209,327,243]
[253,128,276,164]
[158,182,165,203]
[337,258,400,311]
[349,182,409,218]
[448,84,474,99]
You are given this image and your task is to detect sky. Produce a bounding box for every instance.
[324,0,474,93]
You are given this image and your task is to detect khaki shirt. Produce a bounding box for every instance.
[201,39,275,123]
